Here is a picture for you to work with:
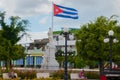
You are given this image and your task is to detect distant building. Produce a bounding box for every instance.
[0,32,77,68]
[0,38,49,68]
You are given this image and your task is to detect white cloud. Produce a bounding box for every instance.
[48,0,64,4]
[112,0,120,15]
[0,0,65,18]
[0,0,17,17]
[1,0,120,32]
[0,0,52,17]
[0,0,119,18]
[35,3,51,14]
[0,1,2,7]
[39,17,48,24]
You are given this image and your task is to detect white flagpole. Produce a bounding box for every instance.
[51,2,54,33]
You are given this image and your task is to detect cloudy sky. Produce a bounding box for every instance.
[0,0,120,43]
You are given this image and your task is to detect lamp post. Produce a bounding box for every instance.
[64,28,68,80]
[104,30,119,70]
[60,27,74,80]
[62,27,69,80]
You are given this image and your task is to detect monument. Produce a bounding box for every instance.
[41,28,59,70]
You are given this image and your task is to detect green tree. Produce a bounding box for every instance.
[55,50,64,68]
[74,54,87,68]
[75,16,120,75]
[55,49,77,68]
[0,12,29,70]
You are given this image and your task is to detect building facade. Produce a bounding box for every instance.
[0,33,77,68]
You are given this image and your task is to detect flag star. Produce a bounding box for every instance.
[56,9,59,12]
[54,4,63,16]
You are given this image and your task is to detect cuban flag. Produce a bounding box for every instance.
[54,4,78,19]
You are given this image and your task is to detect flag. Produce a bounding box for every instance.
[54,4,78,19]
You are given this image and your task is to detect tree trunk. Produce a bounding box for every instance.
[5,60,11,70]
[99,60,104,76]
[59,62,61,68]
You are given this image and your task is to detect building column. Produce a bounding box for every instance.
[12,60,16,66]
[34,56,36,68]
[24,57,27,67]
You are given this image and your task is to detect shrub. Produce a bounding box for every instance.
[50,70,64,79]
[32,77,61,80]
[50,70,70,79]
[85,71,99,79]
[16,70,36,79]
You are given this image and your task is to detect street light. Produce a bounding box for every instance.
[60,27,74,80]
[104,30,119,70]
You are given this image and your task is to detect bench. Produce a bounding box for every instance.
[3,73,18,79]
[103,69,120,79]
[70,73,84,80]
[36,73,50,78]
[105,74,120,79]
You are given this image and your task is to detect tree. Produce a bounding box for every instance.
[74,54,87,68]
[55,50,77,68]
[55,49,64,68]
[75,16,120,75]
[0,12,29,69]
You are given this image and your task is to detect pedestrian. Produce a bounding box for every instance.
[8,69,16,79]
[79,70,87,79]
[100,75,107,80]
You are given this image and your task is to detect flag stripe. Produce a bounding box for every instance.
[56,4,77,11]
[58,12,78,17]
[63,11,78,15]
[56,14,78,19]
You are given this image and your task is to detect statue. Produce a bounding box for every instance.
[41,27,59,70]
[48,28,53,43]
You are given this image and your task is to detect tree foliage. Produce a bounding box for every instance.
[0,12,29,69]
[53,28,79,35]
[55,50,64,68]
[55,50,76,68]
[75,16,120,71]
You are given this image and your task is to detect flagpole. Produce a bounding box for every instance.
[51,2,54,33]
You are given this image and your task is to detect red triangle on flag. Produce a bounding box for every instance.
[54,4,63,16]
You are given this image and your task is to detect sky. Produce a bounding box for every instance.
[0,0,120,43]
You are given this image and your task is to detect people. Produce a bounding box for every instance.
[100,75,107,80]
[8,69,16,79]
[79,70,87,79]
